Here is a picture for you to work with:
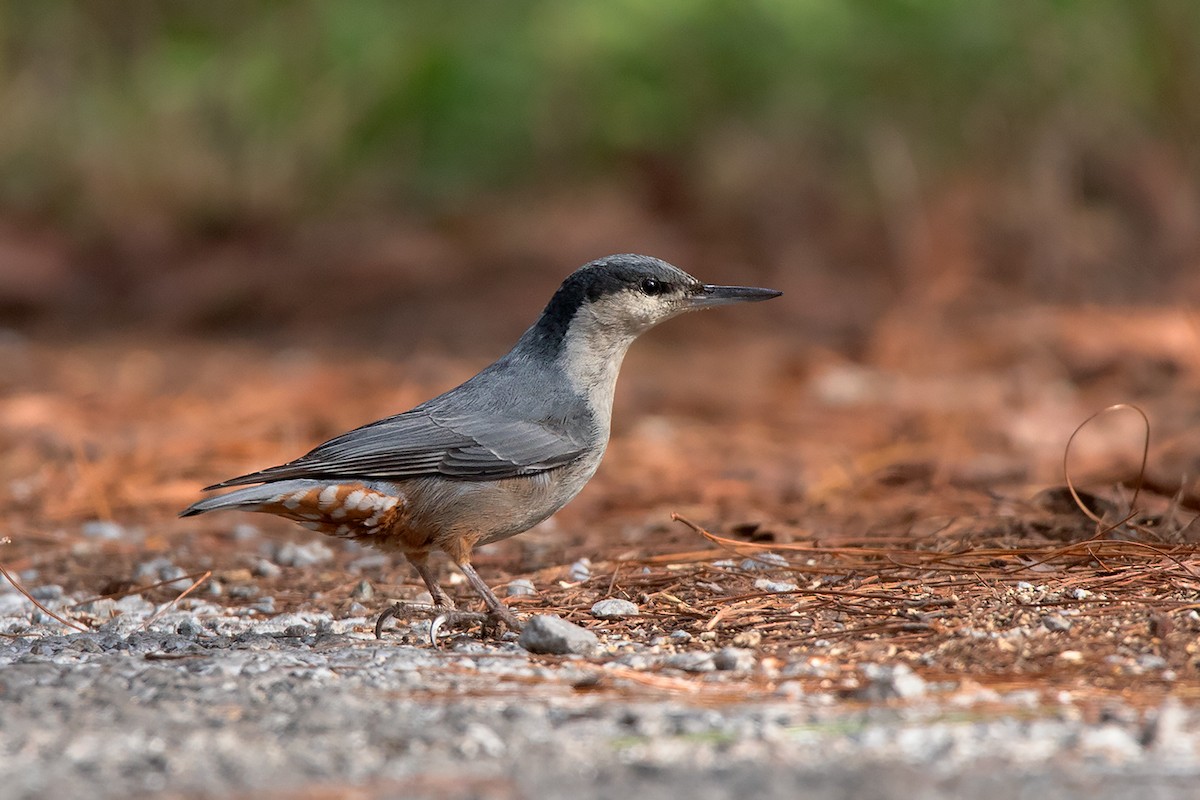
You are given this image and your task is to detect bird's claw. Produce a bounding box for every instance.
[375,602,518,644]
[374,601,454,639]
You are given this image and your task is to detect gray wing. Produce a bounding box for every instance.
[206,407,589,489]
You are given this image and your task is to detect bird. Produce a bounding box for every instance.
[181,254,781,636]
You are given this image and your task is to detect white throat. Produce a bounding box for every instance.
[557,306,642,426]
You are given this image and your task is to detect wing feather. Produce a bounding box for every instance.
[207,406,588,488]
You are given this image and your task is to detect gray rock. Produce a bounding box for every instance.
[568,558,592,582]
[29,584,64,601]
[176,618,203,637]
[1137,654,1168,670]
[133,558,190,591]
[251,559,282,579]
[518,615,599,656]
[273,541,333,568]
[739,552,790,572]
[506,578,537,597]
[113,594,155,616]
[713,647,756,672]
[754,578,799,593]
[782,658,838,679]
[613,653,658,670]
[665,652,716,672]
[253,597,276,614]
[0,594,30,617]
[1078,724,1142,760]
[858,663,926,700]
[232,523,261,541]
[591,599,639,619]
[81,520,126,540]
[1042,614,1072,632]
[1146,698,1187,752]
[350,579,374,601]
[76,598,117,619]
[668,630,693,643]
[348,554,389,572]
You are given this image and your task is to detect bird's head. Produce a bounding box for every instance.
[534,254,781,346]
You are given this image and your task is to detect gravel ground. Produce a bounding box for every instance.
[3,588,1200,800]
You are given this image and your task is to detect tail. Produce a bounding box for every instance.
[179,479,324,518]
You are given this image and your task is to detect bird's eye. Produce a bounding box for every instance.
[640,278,667,296]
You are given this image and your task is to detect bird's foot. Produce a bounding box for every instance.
[373,601,459,639]
[483,604,522,634]
[373,601,520,645]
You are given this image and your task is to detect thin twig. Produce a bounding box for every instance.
[0,560,89,632]
[138,571,212,632]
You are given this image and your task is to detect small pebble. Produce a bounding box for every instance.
[273,541,334,568]
[232,524,261,541]
[858,663,926,700]
[113,594,154,616]
[77,599,117,619]
[732,630,762,648]
[1042,614,1072,632]
[1137,654,1168,670]
[669,630,693,643]
[350,579,374,601]
[591,599,639,619]
[348,554,389,573]
[134,558,190,591]
[254,597,276,614]
[1078,724,1142,761]
[81,520,126,540]
[753,578,798,593]
[29,584,65,601]
[665,652,716,673]
[1146,698,1187,751]
[713,647,756,672]
[614,653,656,670]
[739,552,790,572]
[458,722,506,759]
[176,618,202,637]
[506,579,536,597]
[252,559,282,579]
[519,615,599,656]
[568,558,592,582]
[1071,588,1092,600]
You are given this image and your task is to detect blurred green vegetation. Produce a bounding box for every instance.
[1,0,1197,239]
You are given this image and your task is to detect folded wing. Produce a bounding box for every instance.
[206,407,588,489]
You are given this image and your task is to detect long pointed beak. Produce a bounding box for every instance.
[688,284,783,309]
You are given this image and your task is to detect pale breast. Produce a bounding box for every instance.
[401,450,605,548]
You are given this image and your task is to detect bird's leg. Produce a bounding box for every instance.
[376,552,455,638]
[410,554,456,610]
[375,551,490,640]
[457,559,522,632]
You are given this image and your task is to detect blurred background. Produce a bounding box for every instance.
[2,0,1198,353]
